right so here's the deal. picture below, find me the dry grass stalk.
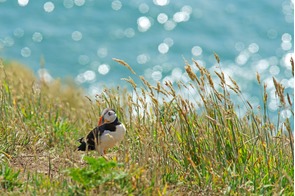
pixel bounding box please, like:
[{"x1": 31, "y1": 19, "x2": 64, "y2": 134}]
[
  {"x1": 121, "y1": 77, "x2": 137, "y2": 89},
  {"x1": 272, "y1": 77, "x2": 286, "y2": 106},
  {"x1": 113, "y1": 58, "x2": 136, "y2": 75},
  {"x1": 228, "y1": 76, "x2": 240, "y2": 93},
  {"x1": 228, "y1": 85, "x2": 240, "y2": 94},
  {"x1": 193, "y1": 59, "x2": 202, "y2": 70},
  {"x1": 287, "y1": 93, "x2": 292, "y2": 107},
  {"x1": 247, "y1": 101, "x2": 253, "y2": 109},
  {"x1": 185, "y1": 65, "x2": 197, "y2": 81},
  {"x1": 151, "y1": 84, "x2": 168, "y2": 97},
  {"x1": 256, "y1": 72, "x2": 261, "y2": 84},
  {"x1": 291, "y1": 57, "x2": 294, "y2": 76},
  {"x1": 205, "y1": 72, "x2": 215, "y2": 90},
  {"x1": 205, "y1": 115, "x2": 222, "y2": 126},
  {"x1": 164, "y1": 81, "x2": 176, "y2": 97},
  {"x1": 264, "y1": 83, "x2": 268, "y2": 103},
  {"x1": 214, "y1": 52, "x2": 220, "y2": 64},
  {"x1": 214, "y1": 71, "x2": 226, "y2": 85}
]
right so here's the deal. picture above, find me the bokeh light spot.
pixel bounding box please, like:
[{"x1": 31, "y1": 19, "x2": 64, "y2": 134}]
[
  {"x1": 157, "y1": 13, "x2": 168, "y2": 24},
  {"x1": 153, "y1": 0, "x2": 169, "y2": 6},
  {"x1": 97, "y1": 47, "x2": 108, "y2": 58},
  {"x1": 248, "y1": 43, "x2": 259, "y2": 53},
  {"x1": 72, "y1": 31, "x2": 82, "y2": 41},
  {"x1": 4, "y1": 37, "x2": 14, "y2": 47},
  {"x1": 163, "y1": 37, "x2": 174, "y2": 47},
  {"x1": 32, "y1": 32, "x2": 43, "y2": 42},
  {"x1": 191, "y1": 46, "x2": 202, "y2": 56},
  {"x1": 139, "y1": 3, "x2": 149, "y2": 13},
  {"x1": 152, "y1": 71, "x2": 162, "y2": 81},
  {"x1": 98, "y1": 64, "x2": 110, "y2": 75},
  {"x1": 63, "y1": 0, "x2": 74, "y2": 8},
  {"x1": 137, "y1": 16, "x2": 152, "y2": 32},
  {"x1": 74, "y1": 0, "x2": 85, "y2": 6},
  {"x1": 158, "y1": 43, "x2": 169, "y2": 54},
  {"x1": 124, "y1": 28, "x2": 135, "y2": 38},
  {"x1": 44, "y1": 1, "x2": 55, "y2": 12},
  {"x1": 13, "y1": 28, "x2": 24, "y2": 38},
  {"x1": 111, "y1": 0, "x2": 122, "y2": 10},
  {"x1": 164, "y1": 20, "x2": 176, "y2": 31},
  {"x1": 18, "y1": 0, "x2": 29, "y2": 6},
  {"x1": 137, "y1": 53, "x2": 150, "y2": 64},
  {"x1": 21, "y1": 47, "x2": 31, "y2": 57}
]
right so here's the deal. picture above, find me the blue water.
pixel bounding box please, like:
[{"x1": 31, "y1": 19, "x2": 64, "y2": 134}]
[{"x1": 0, "y1": 0, "x2": 294, "y2": 119}]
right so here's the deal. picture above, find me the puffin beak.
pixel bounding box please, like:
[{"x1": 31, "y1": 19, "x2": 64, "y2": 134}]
[{"x1": 98, "y1": 116, "x2": 103, "y2": 126}]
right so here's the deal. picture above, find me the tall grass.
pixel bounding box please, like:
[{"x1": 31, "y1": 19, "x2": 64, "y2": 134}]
[{"x1": 0, "y1": 57, "x2": 293, "y2": 195}]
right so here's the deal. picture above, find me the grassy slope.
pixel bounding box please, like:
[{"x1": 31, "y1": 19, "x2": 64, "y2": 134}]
[{"x1": 0, "y1": 58, "x2": 294, "y2": 195}]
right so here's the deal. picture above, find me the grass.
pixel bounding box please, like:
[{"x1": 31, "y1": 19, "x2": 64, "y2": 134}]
[{"x1": 0, "y1": 56, "x2": 293, "y2": 195}]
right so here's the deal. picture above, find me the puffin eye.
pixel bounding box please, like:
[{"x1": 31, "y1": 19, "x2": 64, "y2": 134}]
[{"x1": 108, "y1": 111, "x2": 112, "y2": 116}]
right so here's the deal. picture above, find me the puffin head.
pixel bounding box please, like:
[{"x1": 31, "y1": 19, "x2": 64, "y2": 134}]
[{"x1": 98, "y1": 108, "x2": 117, "y2": 126}]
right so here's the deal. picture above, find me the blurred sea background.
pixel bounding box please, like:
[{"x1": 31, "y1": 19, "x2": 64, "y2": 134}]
[{"x1": 0, "y1": 0, "x2": 294, "y2": 120}]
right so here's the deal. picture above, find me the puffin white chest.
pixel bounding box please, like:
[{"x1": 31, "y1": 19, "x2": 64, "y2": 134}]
[{"x1": 99, "y1": 124, "x2": 126, "y2": 151}]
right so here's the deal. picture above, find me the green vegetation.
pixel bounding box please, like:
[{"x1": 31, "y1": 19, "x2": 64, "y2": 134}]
[{"x1": 0, "y1": 57, "x2": 293, "y2": 195}]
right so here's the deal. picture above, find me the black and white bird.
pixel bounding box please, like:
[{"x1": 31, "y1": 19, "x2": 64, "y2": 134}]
[{"x1": 77, "y1": 108, "x2": 126, "y2": 155}]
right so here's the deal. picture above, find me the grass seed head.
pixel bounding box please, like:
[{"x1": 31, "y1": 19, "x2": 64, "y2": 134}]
[
  {"x1": 256, "y1": 72, "x2": 261, "y2": 84},
  {"x1": 287, "y1": 93, "x2": 292, "y2": 107},
  {"x1": 214, "y1": 53, "x2": 220, "y2": 64},
  {"x1": 121, "y1": 77, "x2": 137, "y2": 89},
  {"x1": 113, "y1": 58, "x2": 136, "y2": 75},
  {"x1": 185, "y1": 65, "x2": 197, "y2": 81},
  {"x1": 206, "y1": 72, "x2": 215, "y2": 90},
  {"x1": 291, "y1": 57, "x2": 294, "y2": 76}
]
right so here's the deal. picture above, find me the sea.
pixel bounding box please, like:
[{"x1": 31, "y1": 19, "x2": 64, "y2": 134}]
[{"x1": 0, "y1": 0, "x2": 294, "y2": 122}]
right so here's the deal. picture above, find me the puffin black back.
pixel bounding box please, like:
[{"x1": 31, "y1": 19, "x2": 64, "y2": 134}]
[{"x1": 77, "y1": 120, "x2": 119, "y2": 151}]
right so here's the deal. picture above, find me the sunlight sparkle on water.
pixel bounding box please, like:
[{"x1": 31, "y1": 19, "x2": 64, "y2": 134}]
[
  {"x1": 256, "y1": 59, "x2": 269, "y2": 72},
  {"x1": 83, "y1": 70, "x2": 96, "y2": 81},
  {"x1": 32, "y1": 32, "x2": 43, "y2": 42},
  {"x1": 281, "y1": 109, "x2": 292, "y2": 119},
  {"x1": 4, "y1": 36, "x2": 14, "y2": 47},
  {"x1": 163, "y1": 37, "x2": 174, "y2": 47},
  {"x1": 74, "y1": 0, "x2": 85, "y2": 7},
  {"x1": 137, "y1": 17, "x2": 151, "y2": 32},
  {"x1": 137, "y1": 53, "x2": 150, "y2": 64},
  {"x1": 173, "y1": 11, "x2": 190, "y2": 23},
  {"x1": 97, "y1": 48, "x2": 108, "y2": 58},
  {"x1": 21, "y1": 47, "x2": 31, "y2": 57},
  {"x1": 235, "y1": 50, "x2": 249, "y2": 65},
  {"x1": 281, "y1": 33, "x2": 292, "y2": 51},
  {"x1": 139, "y1": 3, "x2": 149, "y2": 13},
  {"x1": 124, "y1": 28, "x2": 135, "y2": 38},
  {"x1": 153, "y1": 0, "x2": 169, "y2": 6},
  {"x1": 18, "y1": 0, "x2": 29, "y2": 6},
  {"x1": 112, "y1": 0, "x2": 122, "y2": 11},
  {"x1": 72, "y1": 31, "x2": 82, "y2": 41},
  {"x1": 158, "y1": 43, "x2": 169, "y2": 54},
  {"x1": 44, "y1": 2, "x2": 55, "y2": 13},
  {"x1": 248, "y1": 43, "x2": 259, "y2": 53},
  {"x1": 13, "y1": 28, "x2": 24, "y2": 38},
  {"x1": 164, "y1": 20, "x2": 176, "y2": 31},
  {"x1": 151, "y1": 71, "x2": 162, "y2": 81},
  {"x1": 98, "y1": 64, "x2": 110, "y2": 75},
  {"x1": 63, "y1": 0, "x2": 74, "y2": 9},
  {"x1": 157, "y1": 13, "x2": 168, "y2": 24},
  {"x1": 192, "y1": 46, "x2": 202, "y2": 56},
  {"x1": 269, "y1": 65, "x2": 280, "y2": 76}
]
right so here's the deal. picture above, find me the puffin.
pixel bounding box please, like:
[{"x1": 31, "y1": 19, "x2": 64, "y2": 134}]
[{"x1": 77, "y1": 108, "x2": 126, "y2": 155}]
